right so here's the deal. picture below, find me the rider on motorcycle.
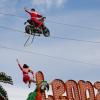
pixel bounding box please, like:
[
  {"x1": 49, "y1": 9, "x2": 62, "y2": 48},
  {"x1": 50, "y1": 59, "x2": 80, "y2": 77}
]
[
  {"x1": 24, "y1": 7, "x2": 50, "y2": 37},
  {"x1": 24, "y1": 7, "x2": 44, "y2": 30}
]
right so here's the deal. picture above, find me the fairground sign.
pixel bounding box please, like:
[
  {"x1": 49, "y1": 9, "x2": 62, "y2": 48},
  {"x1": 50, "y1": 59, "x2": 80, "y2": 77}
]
[{"x1": 36, "y1": 71, "x2": 100, "y2": 100}]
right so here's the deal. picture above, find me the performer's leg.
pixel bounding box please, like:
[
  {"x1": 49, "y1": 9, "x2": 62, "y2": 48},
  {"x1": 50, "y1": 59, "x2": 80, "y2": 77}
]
[
  {"x1": 28, "y1": 79, "x2": 36, "y2": 88},
  {"x1": 28, "y1": 80, "x2": 31, "y2": 88}
]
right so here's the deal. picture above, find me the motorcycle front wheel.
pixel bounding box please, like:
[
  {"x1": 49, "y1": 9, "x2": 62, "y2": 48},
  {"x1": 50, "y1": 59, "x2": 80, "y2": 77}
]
[{"x1": 43, "y1": 27, "x2": 50, "y2": 37}]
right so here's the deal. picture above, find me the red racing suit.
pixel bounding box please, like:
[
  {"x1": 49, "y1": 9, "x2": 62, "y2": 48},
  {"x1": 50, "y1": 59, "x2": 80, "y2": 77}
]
[
  {"x1": 18, "y1": 64, "x2": 34, "y2": 83},
  {"x1": 25, "y1": 9, "x2": 43, "y2": 28}
]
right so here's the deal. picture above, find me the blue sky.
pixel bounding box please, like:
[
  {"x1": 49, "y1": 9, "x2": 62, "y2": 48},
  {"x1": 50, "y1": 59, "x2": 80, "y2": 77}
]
[{"x1": 0, "y1": 0, "x2": 100, "y2": 100}]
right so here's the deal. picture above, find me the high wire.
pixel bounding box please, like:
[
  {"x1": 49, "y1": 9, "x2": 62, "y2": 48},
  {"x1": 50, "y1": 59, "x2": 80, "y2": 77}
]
[
  {"x1": 48, "y1": 20, "x2": 100, "y2": 32},
  {"x1": 0, "y1": 10, "x2": 99, "y2": 66},
  {"x1": 0, "y1": 25, "x2": 24, "y2": 33},
  {"x1": 0, "y1": 44, "x2": 100, "y2": 66},
  {"x1": 0, "y1": 11, "x2": 100, "y2": 32},
  {"x1": 0, "y1": 12, "x2": 25, "y2": 20},
  {"x1": 0, "y1": 25, "x2": 100, "y2": 44},
  {"x1": 50, "y1": 36, "x2": 100, "y2": 44}
]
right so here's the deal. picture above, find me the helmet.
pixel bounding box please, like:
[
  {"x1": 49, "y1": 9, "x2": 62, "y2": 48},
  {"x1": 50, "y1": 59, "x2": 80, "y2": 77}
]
[{"x1": 31, "y1": 8, "x2": 35, "y2": 11}]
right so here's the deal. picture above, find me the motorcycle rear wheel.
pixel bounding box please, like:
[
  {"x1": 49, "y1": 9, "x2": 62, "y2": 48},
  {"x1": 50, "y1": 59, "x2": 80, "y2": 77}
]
[{"x1": 25, "y1": 25, "x2": 32, "y2": 35}]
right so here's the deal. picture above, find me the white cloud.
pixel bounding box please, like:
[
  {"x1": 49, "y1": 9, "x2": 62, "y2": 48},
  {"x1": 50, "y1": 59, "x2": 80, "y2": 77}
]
[
  {"x1": 57, "y1": 0, "x2": 65, "y2": 7},
  {"x1": 31, "y1": 0, "x2": 67, "y2": 8},
  {"x1": 2, "y1": 85, "x2": 33, "y2": 100},
  {"x1": 3, "y1": 84, "x2": 53, "y2": 100}
]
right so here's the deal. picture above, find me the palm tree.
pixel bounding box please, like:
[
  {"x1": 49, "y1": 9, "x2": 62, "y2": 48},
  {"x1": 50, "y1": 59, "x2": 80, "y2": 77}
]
[{"x1": 0, "y1": 72, "x2": 13, "y2": 100}]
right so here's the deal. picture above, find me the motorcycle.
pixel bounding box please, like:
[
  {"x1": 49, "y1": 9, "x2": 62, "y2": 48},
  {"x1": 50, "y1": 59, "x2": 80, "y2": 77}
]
[{"x1": 24, "y1": 17, "x2": 50, "y2": 37}]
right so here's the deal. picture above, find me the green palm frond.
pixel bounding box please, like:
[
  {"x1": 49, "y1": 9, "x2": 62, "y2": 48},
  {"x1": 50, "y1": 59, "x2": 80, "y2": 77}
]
[
  {"x1": 0, "y1": 72, "x2": 13, "y2": 85},
  {"x1": 40, "y1": 81, "x2": 49, "y2": 93},
  {"x1": 0, "y1": 85, "x2": 8, "y2": 100}
]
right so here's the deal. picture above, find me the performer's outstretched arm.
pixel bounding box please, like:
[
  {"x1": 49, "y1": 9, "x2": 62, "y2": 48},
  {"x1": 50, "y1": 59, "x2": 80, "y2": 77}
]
[
  {"x1": 16, "y1": 59, "x2": 23, "y2": 71},
  {"x1": 24, "y1": 7, "x2": 31, "y2": 15}
]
